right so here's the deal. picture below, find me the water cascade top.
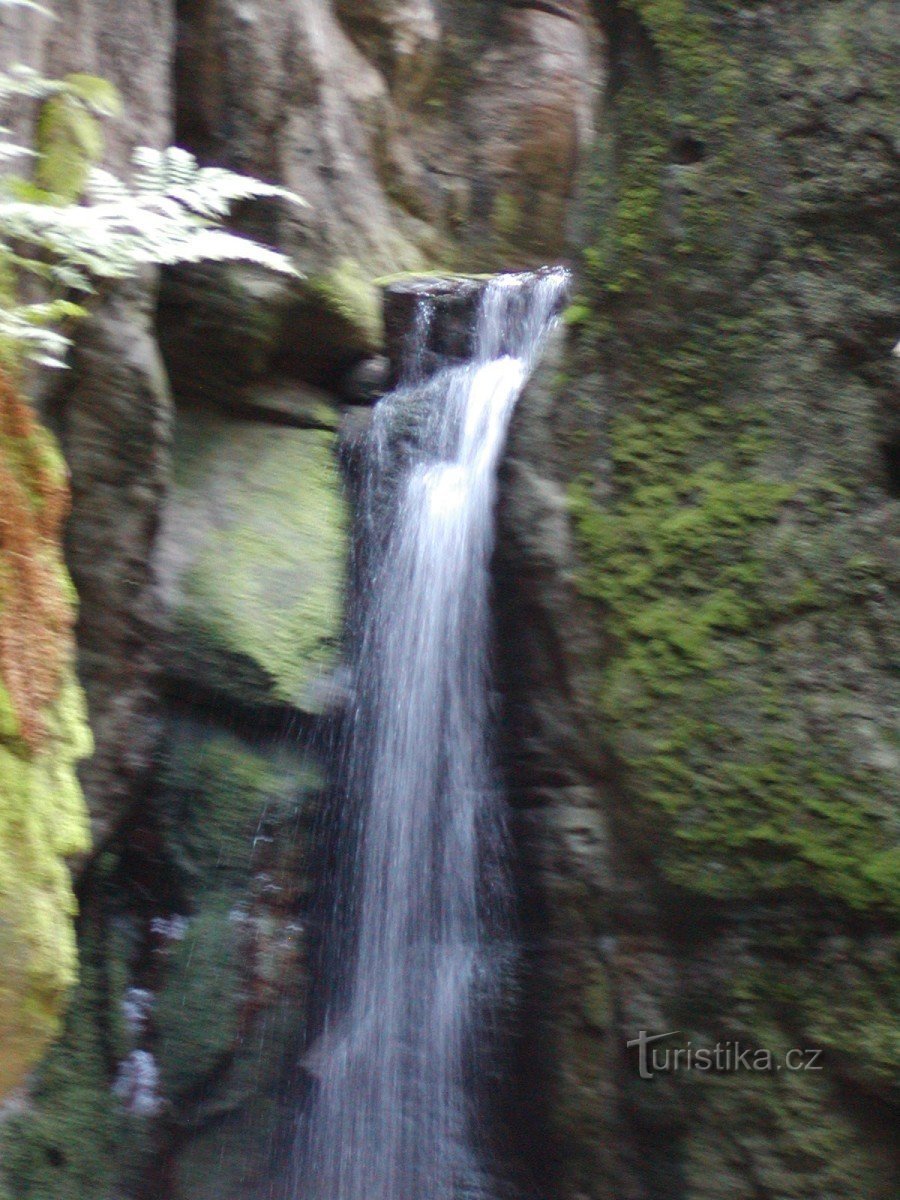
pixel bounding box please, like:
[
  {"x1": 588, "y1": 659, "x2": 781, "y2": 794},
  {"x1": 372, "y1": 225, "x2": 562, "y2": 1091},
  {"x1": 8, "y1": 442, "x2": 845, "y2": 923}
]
[{"x1": 295, "y1": 268, "x2": 569, "y2": 1200}]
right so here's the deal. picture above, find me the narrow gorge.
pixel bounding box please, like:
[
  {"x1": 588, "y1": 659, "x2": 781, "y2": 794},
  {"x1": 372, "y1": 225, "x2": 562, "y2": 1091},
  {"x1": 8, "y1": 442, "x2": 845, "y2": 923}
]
[{"x1": 0, "y1": 3, "x2": 897, "y2": 1200}]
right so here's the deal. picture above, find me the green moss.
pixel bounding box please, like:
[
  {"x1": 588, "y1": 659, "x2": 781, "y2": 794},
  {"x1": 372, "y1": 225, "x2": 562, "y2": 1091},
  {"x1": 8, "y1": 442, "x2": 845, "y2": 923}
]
[
  {"x1": 0, "y1": 255, "x2": 20, "y2": 370},
  {"x1": 59, "y1": 75, "x2": 122, "y2": 118},
  {"x1": 1, "y1": 391, "x2": 92, "y2": 1097},
  {"x1": 153, "y1": 905, "x2": 243, "y2": 1098},
  {"x1": 682, "y1": 1055, "x2": 886, "y2": 1199},
  {"x1": 33, "y1": 74, "x2": 121, "y2": 202},
  {"x1": 582, "y1": 0, "x2": 747, "y2": 306},
  {"x1": 304, "y1": 257, "x2": 383, "y2": 353},
  {"x1": 0, "y1": 932, "x2": 125, "y2": 1200},
  {"x1": 737, "y1": 935, "x2": 900, "y2": 1087},
  {"x1": 170, "y1": 412, "x2": 347, "y2": 710},
  {"x1": 571, "y1": 392, "x2": 896, "y2": 910},
  {"x1": 491, "y1": 191, "x2": 523, "y2": 243},
  {"x1": 156, "y1": 723, "x2": 317, "y2": 896},
  {"x1": 152, "y1": 723, "x2": 317, "y2": 1099},
  {"x1": 568, "y1": 0, "x2": 899, "y2": 916},
  {"x1": 582, "y1": 966, "x2": 612, "y2": 1032},
  {"x1": 0, "y1": 674, "x2": 92, "y2": 1094},
  {"x1": 621, "y1": 0, "x2": 726, "y2": 82},
  {"x1": 547, "y1": 3, "x2": 897, "y2": 1194},
  {"x1": 35, "y1": 94, "x2": 102, "y2": 201}
]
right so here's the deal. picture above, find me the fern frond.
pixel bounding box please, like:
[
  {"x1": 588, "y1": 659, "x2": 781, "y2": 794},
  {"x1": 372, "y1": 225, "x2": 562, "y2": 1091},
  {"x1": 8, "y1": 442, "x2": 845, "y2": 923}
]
[
  {"x1": 0, "y1": 139, "x2": 34, "y2": 163},
  {"x1": 0, "y1": 308, "x2": 74, "y2": 368},
  {"x1": 86, "y1": 166, "x2": 127, "y2": 203},
  {"x1": 0, "y1": 65, "x2": 64, "y2": 104},
  {"x1": 128, "y1": 147, "x2": 306, "y2": 211},
  {"x1": 1, "y1": 139, "x2": 307, "y2": 365},
  {"x1": 0, "y1": 0, "x2": 55, "y2": 14}
]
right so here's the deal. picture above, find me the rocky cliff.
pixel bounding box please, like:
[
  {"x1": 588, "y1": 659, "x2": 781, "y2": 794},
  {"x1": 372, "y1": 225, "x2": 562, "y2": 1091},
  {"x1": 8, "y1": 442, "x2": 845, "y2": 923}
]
[
  {"x1": 496, "y1": 2, "x2": 898, "y2": 1198},
  {"x1": 0, "y1": 1, "x2": 603, "y2": 1196},
  {"x1": 0, "y1": 1, "x2": 897, "y2": 1199},
  {"x1": 0, "y1": 367, "x2": 92, "y2": 1101}
]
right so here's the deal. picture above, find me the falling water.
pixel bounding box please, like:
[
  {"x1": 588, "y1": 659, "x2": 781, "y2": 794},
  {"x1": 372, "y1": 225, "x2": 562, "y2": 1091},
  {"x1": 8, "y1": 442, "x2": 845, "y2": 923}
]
[{"x1": 297, "y1": 269, "x2": 569, "y2": 1200}]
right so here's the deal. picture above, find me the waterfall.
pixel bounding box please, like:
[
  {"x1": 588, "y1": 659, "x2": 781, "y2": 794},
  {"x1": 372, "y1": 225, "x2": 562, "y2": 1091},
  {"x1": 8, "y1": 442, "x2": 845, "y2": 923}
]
[{"x1": 296, "y1": 269, "x2": 569, "y2": 1200}]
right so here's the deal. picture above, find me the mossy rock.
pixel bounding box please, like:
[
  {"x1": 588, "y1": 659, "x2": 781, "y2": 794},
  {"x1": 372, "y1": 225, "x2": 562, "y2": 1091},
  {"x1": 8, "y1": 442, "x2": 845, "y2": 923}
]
[
  {"x1": 538, "y1": 1, "x2": 899, "y2": 1195},
  {"x1": 0, "y1": 674, "x2": 92, "y2": 1097},
  {"x1": 152, "y1": 903, "x2": 244, "y2": 1098},
  {"x1": 0, "y1": 929, "x2": 128, "y2": 1200},
  {"x1": 276, "y1": 257, "x2": 388, "y2": 385},
  {"x1": 1, "y1": 375, "x2": 93, "y2": 1100},
  {"x1": 0, "y1": 718, "x2": 318, "y2": 1197},
  {"x1": 151, "y1": 722, "x2": 316, "y2": 1150},
  {"x1": 568, "y1": 0, "x2": 899, "y2": 917},
  {"x1": 158, "y1": 263, "x2": 297, "y2": 405},
  {"x1": 155, "y1": 717, "x2": 319, "y2": 898},
  {"x1": 160, "y1": 409, "x2": 347, "y2": 713},
  {"x1": 303, "y1": 258, "x2": 383, "y2": 353}
]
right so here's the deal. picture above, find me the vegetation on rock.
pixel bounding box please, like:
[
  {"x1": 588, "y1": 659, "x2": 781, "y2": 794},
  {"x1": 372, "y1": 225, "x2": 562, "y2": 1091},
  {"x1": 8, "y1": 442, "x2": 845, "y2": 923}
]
[
  {"x1": 571, "y1": 0, "x2": 898, "y2": 914},
  {"x1": 165, "y1": 411, "x2": 347, "y2": 712},
  {"x1": 546, "y1": 1, "x2": 899, "y2": 1195},
  {"x1": 0, "y1": 363, "x2": 91, "y2": 1096},
  {"x1": 0, "y1": 1, "x2": 311, "y2": 1106}
]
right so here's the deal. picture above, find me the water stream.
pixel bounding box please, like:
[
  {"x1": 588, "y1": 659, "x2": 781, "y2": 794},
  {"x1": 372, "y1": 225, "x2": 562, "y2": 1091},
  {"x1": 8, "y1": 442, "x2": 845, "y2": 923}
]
[{"x1": 296, "y1": 269, "x2": 569, "y2": 1200}]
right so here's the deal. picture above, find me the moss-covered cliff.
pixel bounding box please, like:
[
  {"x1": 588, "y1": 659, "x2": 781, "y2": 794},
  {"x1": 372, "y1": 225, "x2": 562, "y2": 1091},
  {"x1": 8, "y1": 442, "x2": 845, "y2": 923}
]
[
  {"x1": 2, "y1": 2, "x2": 897, "y2": 1198},
  {"x1": 498, "y1": 2, "x2": 898, "y2": 1198},
  {"x1": 571, "y1": 0, "x2": 898, "y2": 913},
  {"x1": 0, "y1": 387, "x2": 347, "y2": 1198},
  {"x1": 0, "y1": 367, "x2": 92, "y2": 1099}
]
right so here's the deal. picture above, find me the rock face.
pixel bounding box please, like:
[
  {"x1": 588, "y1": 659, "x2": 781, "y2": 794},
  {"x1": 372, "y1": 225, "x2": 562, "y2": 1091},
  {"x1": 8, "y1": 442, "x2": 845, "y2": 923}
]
[
  {"x1": 58, "y1": 286, "x2": 173, "y2": 850},
  {"x1": 1, "y1": 0, "x2": 176, "y2": 854},
  {"x1": 3, "y1": 1, "x2": 896, "y2": 1199},
  {"x1": 1, "y1": 0, "x2": 602, "y2": 1190},
  {"x1": 0, "y1": 370, "x2": 92, "y2": 1100},
  {"x1": 163, "y1": 0, "x2": 603, "y2": 391},
  {"x1": 158, "y1": 408, "x2": 346, "y2": 715},
  {"x1": 496, "y1": 3, "x2": 899, "y2": 1198},
  {"x1": 0, "y1": 385, "x2": 347, "y2": 1200}
]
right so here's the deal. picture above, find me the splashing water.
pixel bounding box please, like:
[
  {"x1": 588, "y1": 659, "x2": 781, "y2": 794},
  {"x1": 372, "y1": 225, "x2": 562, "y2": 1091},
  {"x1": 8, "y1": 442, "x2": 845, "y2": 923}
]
[{"x1": 296, "y1": 269, "x2": 569, "y2": 1200}]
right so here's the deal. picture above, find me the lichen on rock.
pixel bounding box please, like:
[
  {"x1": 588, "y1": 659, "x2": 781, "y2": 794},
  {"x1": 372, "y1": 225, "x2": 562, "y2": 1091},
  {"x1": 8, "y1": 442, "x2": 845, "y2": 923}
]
[
  {"x1": 0, "y1": 367, "x2": 92, "y2": 1099},
  {"x1": 497, "y1": 2, "x2": 900, "y2": 1197},
  {"x1": 569, "y1": 0, "x2": 899, "y2": 915},
  {"x1": 158, "y1": 408, "x2": 347, "y2": 714}
]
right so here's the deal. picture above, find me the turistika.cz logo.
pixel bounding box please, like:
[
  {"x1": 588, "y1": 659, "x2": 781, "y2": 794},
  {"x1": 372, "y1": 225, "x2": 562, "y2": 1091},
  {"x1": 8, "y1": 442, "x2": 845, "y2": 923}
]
[{"x1": 626, "y1": 1030, "x2": 824, "y2": 1080}]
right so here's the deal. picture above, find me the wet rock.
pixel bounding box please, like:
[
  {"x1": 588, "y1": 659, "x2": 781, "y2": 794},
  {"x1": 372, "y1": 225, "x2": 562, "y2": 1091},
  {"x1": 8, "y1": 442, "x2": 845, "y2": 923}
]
[
  {"x1": 383, "y1": 276, "x2": 484, "y2": 378},
  {"x1": 338, "y1": 356, "x2": 392, "y2": 405},
  {"x1": 496, "y1": 3, "x2": 900, "y2": 1197}
]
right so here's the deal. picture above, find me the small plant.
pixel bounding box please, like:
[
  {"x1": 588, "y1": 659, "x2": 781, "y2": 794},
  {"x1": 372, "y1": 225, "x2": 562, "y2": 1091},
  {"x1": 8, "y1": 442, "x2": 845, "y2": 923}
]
[{"x1": 0, "y1": 0, "x2": 306, "y2": 366}]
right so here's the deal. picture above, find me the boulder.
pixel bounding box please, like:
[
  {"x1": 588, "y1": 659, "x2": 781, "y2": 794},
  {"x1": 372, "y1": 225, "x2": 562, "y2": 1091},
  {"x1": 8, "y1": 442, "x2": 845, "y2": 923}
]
[{"x1": 156, "y1": 408, "x2": 347, "y2": 716}]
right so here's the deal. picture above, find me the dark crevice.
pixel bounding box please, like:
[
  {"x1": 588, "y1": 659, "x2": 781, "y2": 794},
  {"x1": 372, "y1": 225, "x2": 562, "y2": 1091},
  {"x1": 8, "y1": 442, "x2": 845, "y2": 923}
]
[
  {"x1": 880, "y1": 436, "x2": 900, "y2": 498},
  {"x1": 173, "y1": 0, "x2": 220, "y2": 159},
  {"x1": 671, "y1": 133, "x2": 706, "y2": 165}
]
